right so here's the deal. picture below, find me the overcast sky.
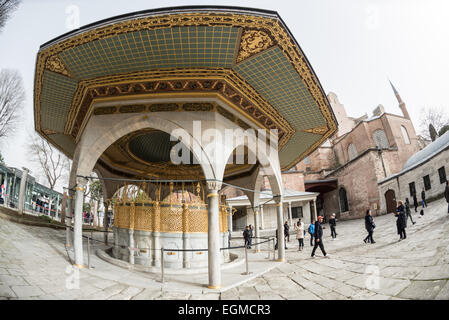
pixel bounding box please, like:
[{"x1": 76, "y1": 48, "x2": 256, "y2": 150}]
[{"x1": 1, "y1": 0, "x2": 448, "y2": 192}]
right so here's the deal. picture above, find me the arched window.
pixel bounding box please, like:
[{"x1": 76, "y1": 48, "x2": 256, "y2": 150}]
[
  {"x1": 348, "y1": 143, "x2": 358, "y2": 161},
  {"x1": 373, "y1": 129, "x2": 389, "y2": 148},
  {"x1": 401, "y1": 126, "x2": 411, "y2": 145},
  {"x1": 304, "y1": 156, "x2": 311, "y2": 165},
  {"x1": 339, "y1": 187, "x2": 349, "y2": 212}
]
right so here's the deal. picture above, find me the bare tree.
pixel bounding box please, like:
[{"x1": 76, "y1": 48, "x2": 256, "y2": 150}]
[
  {"x1": 0, "y1": 0, "x2": 20, "y2": 33},
  {"x1": 28, "y1": 134, "x2": 70, "y2": 190},
  {"x1": 0, "y1": 69, "x2": 25, "y2": 140},
  {"x1": 418, "y1": 106, "x2": 449, "y2": 140}
]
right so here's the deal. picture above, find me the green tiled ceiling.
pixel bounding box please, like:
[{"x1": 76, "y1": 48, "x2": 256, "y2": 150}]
[
  {"x1": 278, "y1": 131, "x2": 322, "y2": 167},
  {"x1": 233, "y1": 46, "x2": 326, "y2": 131},
  {"x1": 60, "y1": 26, "x2": 240, "y2": 80},
  {"x1": 40, "y1": 70, "x2": 78, "y2": 132},
  {"x1": 129, "y1": 131, "x2": 194, "y2": 163}
]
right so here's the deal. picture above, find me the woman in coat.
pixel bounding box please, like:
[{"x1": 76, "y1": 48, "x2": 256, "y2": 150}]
[
  {"x1": 395, "y1": 201, "x2": 407, "y2": 241},
  {"x1": 364, "y1": 209, "x2": 376, "y2": 244},
  {"x1": 294, "y1": 219, "x2": 305, "y2": 251}
]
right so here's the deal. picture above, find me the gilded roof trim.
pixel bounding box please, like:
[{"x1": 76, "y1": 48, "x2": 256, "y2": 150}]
[{"x1": 34, "y1": 10, "x2": 338, "y2": 171}]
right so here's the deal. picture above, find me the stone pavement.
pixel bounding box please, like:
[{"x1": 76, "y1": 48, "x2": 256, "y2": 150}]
[{"x1": 1, "y1": 198, "x2": 449, "y2": 300}]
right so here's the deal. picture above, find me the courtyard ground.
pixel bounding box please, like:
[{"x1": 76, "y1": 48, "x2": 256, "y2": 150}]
[{"x1": 1, "y1": 197, "x2": 449, "y2": 300}]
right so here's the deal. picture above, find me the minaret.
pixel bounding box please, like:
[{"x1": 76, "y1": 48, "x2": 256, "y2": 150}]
[{"x1": 389, "y1": 80, "x2": 410, "y2": 120}]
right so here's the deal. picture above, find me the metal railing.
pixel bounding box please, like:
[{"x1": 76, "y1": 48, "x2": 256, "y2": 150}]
[{"x1": 66, "y1": 229, "x2": 278, "y2": 283}]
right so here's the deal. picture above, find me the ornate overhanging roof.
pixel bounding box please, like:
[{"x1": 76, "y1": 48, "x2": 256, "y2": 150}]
[
  {"x1": 100, "y1": 127, "x2": 254, "y2": 180},
  {"x1": 34, "y1": 6, "x2": 337, "y2": 171}
]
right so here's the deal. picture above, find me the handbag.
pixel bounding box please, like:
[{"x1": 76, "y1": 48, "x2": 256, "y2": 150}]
[{"x1": 372, "y1": 223, "x2": 376, "y2": 229}]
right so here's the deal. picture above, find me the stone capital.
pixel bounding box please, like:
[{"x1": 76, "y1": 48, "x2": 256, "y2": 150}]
[
  {"x1": 76, "y1": 177, "x2": 88, "y2": 191},
  {"x1": 206, "y1": 180, "x2": 222, "y2": 192},
  {"x1": 273, "y1": 195, "x2": 283, "y2": 204}
]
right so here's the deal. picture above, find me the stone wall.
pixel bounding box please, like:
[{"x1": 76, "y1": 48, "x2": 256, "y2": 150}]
[
  {"x1": 378, "y1": 147, "x2": 449, "y2": 214},
  {"x1": 325, "y1": 150, "x2": 388, "y2": 219}
]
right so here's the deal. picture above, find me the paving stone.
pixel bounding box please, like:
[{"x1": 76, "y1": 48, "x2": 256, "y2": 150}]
[
  {"x1": 397, "y1": 280, "x2": 447, "y2": 300},
  {"x1": 435, "y1": 280, "x2": 449, "y2": 300},
  {"x1": 131, "y1": 288, "x2": 162, "y2": 300},
  {"x1": 0, "y1": 268, "x2": 10, "y2": 275},
  {"x1": 414, "y1": 265, "x2": 449, "y2": 280},
  {"x1": 160, "y1": 291, "x2": 191, "y2": 300},
  {"x1": 2, "y1": 199, "x2": 449, "y2": 300},
  {"x1": 237, "y1": 286, "x2": 260, "y2": 300},
  {"x1": 189, "y1": 293, "x2": 220, "y2": 300},
  {"x1": 0, "y1": 285, "x2": 17, "y2": 298},
  {"x1": 0, "y1": 275, "x2": 28, "y2": 286},
  {"x1": 258, "y1": 293, "x2": 284, "y2": 300},
  {"x1": 11, "y1": 285, "x2": 45, "y2": 298},
  {"x1": 220, "y1": 288, "x2": 239, "y2": 300}
]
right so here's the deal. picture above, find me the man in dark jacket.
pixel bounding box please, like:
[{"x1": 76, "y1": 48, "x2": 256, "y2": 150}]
[
  {"x1": 243, "y1": 226, "x2": 251, "y2": 248},
  {"x1": 412, "y1": 193, "x2": 418, "y2": 212},
  {"x1": 364, "y1": 209, "x2": 376, "y2": 243},
  {"x1": 421, "y1": 189, "x2": 427, "y2": 208},
  {"x1": 405, "y1": 198, "x2": 415, "y2": 225},
  {"x1": 329, "y1": 213, "x2": 337, "y2": 239},
  {"x1": 395, "y1": 201, "x2": 407, "y2": 241},
  {"x1": 445, "y1": 181, "x2": 449, "y2": 214},
  {"x1": 248, "y1": 224, "x2": 254, "y2": 248},
  {"x1": 284, "y1": 221, "x2": 290, "y2": 244},
  {"x1": 311, "y1": 216, "x2": 327, "y2": 258}
]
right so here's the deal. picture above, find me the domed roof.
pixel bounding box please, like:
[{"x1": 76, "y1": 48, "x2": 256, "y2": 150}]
[{"x1": 403, "y1": 130, "x2": 449, "y2": 171}]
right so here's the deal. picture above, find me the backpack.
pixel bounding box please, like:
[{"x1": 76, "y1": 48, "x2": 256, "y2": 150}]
[{"x1": 308, "y1": 224, "x2": 314, "y2": 235}]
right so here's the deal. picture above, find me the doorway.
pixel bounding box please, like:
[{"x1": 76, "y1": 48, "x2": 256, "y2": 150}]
[{"x1": 385, "y1": 189, "x2": 397, "y2": 213}]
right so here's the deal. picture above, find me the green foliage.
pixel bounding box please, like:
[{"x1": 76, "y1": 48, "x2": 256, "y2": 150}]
[
  {"x1": 438, "y1": 124, "x2": 449, "y2": 137},
  {"x1": 429, "y1": 124, "x2": 438, "y2": 141},
  {"x1": 89, "y1": 180, "x2": 103, "y2": 201},
  {"x1": 0, "y1": 151, "x2": 4, "y2": 164},
  {"x1": 39, "y1": 215, "x2": 53, "y2": 224}
]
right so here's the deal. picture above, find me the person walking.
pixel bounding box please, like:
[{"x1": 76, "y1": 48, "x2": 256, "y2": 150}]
[
  {"x1": 294, "y1": 219, "x2": 305, "y2": 251},
  {"x1": 248, "y1": 224, "x2": 254, "y2": 248},
  {"x1": 329, "y1": 213, "x2": 337, "y2": 239},
  {"x1": 421, "y1": 189, "x2": 427, "y2": 208},
  {"x1": 243, "y1": 226, "x2": 251, "y2": 248},
  {"x1": 311, "y1": 216, "x2": 328, "y2": 258},
  {"x1": 284, "y1": 221, "x2": 290, "y2": 243},
  {"x1": 363, "y1": 209, "x2": 376, "y2": 244},
  {"x1": 412, "y1": 192, "x2": 418, "y2": 213},
  {"x1": 405, "y1": 198, "x2": 416, "y2": 225},
  {"x1": 395, "y1": 201, "x2": 407, "y2": 241},
  {"x1": 308, "y1": 220, "x2": 315, "y2": 246},
  {"x1": 445, "y1": 180, "x2": 449, "y2": 214}
]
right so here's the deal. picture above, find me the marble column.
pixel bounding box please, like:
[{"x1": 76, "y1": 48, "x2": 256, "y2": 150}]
[
  {"x1": 288, "y1": 201, "x2": 293, "y2": 227},
  {"x1": 260, "y1": 205, "x2": 265, "y2": 230},
  {"x1": 227, "y1": 205, "x2": 233, "y2": 233},
  {"x1": 313, "y1": 199, "x2": 318, "y2": 221},
  {"x1": 65, "y1": 192, "x2": 72, "y2": 247},
  {"x1": 48, "y1": 198, "x2": 52, "y2": 216},
  {"x1": 254, "y1": 207, "x2": 260, "y2": 253},
  {"x1": 275, "y1": 198, "x2": 285, "y2": 262},
  {"x1": 17, "y1": 167, "x2": 29, "y2": 215},
  {"x1": 73, "y1": 177, "x2": 87, "y2": 268},
  {"x1": 207, "y1": 181, "x2": 221, "y2": 289},
  {"x1": 103, "y1": 201, "x2": 109, "y2": 245}
]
